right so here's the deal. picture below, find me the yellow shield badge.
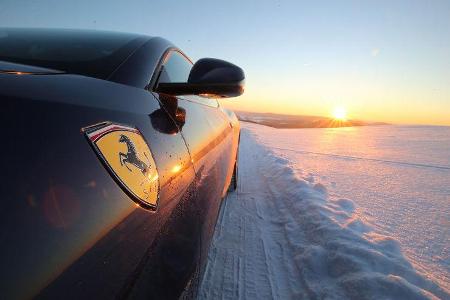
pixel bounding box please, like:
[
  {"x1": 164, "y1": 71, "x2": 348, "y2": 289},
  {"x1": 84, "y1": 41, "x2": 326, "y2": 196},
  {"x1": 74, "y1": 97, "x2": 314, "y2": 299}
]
[{"x1": 83, "y1": 122, "x2": 159, "y2": 210}]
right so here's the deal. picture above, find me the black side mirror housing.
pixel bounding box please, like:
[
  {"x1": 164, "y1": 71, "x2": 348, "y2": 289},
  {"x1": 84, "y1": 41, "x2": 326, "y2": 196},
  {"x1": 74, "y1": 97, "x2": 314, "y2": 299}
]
[{"x1": 156, "y1": 58, "x2": 245, "y2": 98}]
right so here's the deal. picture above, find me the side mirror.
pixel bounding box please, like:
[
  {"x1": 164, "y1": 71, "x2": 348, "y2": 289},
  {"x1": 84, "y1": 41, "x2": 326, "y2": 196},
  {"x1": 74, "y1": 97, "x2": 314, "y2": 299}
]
[{"x1": 156, "y1": 58, "x2": 245, "y2": 98}]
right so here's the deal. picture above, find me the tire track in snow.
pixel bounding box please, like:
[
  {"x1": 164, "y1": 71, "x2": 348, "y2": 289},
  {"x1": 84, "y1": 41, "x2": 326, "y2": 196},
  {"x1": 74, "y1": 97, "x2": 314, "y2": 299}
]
[
  {"x1": 199, "y1": 128, "x2": 313, "y2": 299},
  {"x1": 199, "y1": 129, "x2": 278, "y2": 300}
]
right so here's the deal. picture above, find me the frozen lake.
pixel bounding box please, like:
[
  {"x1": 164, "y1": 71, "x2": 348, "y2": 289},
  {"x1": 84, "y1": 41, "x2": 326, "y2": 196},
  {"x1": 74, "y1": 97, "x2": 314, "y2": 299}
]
[{"x1": 199, "y1": 123, "x2": 449, "y2": 299}]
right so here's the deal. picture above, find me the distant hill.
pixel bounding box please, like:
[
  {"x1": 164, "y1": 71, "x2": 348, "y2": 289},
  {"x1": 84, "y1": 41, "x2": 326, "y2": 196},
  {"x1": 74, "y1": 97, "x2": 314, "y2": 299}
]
[{"x1": 236, "y1": 111, "x2": 389, "y2": 128}]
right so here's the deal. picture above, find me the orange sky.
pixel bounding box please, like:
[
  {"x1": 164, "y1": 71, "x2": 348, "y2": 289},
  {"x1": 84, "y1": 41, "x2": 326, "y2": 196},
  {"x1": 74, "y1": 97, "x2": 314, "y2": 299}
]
[{"x1": 222, "y1": 71, "x2": 450, "y2": 126}]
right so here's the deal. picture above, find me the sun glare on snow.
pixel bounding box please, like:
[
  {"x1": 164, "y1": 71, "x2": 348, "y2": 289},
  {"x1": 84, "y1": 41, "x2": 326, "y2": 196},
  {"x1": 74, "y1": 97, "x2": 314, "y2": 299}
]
[{"x1": 332, "y1": 106, "x2": 347, "y2": 121}]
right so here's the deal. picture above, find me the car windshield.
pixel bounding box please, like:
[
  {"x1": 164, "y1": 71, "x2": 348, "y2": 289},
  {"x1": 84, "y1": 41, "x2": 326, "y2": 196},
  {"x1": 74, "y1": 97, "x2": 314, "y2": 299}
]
[{"x1": 0, "y1": 28, "x2": 145, "y2": 79}]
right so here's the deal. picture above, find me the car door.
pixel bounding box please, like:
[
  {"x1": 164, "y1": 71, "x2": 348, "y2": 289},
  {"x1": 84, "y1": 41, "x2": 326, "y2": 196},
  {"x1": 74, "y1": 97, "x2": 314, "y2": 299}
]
[
  {"x1": 150, "y1": 50, "x2": 238, "y2": 282},
  {"x1": 0, "y1": 70, "x2": 201, "y2": 299}
]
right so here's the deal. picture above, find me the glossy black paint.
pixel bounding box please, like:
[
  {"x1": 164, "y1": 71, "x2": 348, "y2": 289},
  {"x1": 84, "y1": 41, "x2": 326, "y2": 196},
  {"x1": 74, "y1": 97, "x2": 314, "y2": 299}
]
[
  {"x1": 156, "y1": 58, "x2": 245, "y2": 97},
  {"x1": 108, "y1": 37, "x2": 174, "y2": 89},
  {"x1": 0, "y1": 28, "x2": 149, "y2": 80},
  {"x1": 0, "y1": 31, "x2": 240, "y2": 299}
]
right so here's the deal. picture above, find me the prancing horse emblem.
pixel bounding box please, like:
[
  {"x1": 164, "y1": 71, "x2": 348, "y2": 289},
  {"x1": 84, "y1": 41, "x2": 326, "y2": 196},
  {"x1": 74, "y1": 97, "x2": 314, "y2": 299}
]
[
  {"x1": 119, "y1": 134, "x2": 150, "y2": 175},
  {"x1": 82, "y1": 122, "x2": 160, "y2": 209}
]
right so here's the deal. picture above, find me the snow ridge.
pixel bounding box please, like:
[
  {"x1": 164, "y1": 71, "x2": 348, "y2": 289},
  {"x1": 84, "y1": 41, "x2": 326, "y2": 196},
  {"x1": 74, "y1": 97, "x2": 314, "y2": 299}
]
[{"x1": 198, "y1": 128, "x2": 449, "y2": 300}]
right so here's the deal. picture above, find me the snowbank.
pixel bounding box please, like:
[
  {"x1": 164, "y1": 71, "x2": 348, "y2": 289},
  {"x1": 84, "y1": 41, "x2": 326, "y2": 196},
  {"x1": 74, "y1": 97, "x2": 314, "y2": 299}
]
[{"x1": 199, "y1": 127, "x2": 449, "y2": 299}]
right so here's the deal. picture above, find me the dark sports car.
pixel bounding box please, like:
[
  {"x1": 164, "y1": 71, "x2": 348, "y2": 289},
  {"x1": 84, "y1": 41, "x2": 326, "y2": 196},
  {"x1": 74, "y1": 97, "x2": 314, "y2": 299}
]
[{"x1": 0, "y1": 28, "x2": 243, "y2": 299}]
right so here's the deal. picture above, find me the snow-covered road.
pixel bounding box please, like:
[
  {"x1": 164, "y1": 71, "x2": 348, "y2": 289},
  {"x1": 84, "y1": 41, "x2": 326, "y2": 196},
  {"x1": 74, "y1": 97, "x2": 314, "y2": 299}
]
[{"x1": 198, "y1": 125, "x2": 449, "y2": 300}]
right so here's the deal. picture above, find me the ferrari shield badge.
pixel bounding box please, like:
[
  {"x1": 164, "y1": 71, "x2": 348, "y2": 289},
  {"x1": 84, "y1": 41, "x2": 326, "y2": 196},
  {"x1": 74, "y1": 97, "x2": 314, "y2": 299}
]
[{"x1": 82, "y1": 122, "x2": 159, "y2": 209}]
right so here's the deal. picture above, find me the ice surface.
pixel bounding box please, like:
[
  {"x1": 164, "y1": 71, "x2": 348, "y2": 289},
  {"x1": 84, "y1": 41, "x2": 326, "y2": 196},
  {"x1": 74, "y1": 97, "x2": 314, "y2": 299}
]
[{"x1": 198, "y1": 123, "x2": 449, "y2": 299}]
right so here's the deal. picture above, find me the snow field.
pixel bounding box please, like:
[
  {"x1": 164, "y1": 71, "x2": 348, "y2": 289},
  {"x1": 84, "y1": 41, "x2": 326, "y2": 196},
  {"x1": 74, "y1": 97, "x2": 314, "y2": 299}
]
[{"x1": 198, "y1": 127, "x2": 449, "y2": 300}]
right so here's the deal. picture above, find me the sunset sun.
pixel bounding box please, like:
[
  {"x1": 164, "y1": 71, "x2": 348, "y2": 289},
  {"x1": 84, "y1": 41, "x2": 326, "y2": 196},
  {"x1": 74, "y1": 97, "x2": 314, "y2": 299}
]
[{"x1": 332, "y1": 106, "x2": 347, "y2": 121}]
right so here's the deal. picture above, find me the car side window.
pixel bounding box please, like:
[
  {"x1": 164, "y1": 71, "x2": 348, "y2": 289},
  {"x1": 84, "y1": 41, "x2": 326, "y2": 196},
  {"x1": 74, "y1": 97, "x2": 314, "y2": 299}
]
[{"x1": 158, "y1": 51, "x2": 192, "y2": 84}]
